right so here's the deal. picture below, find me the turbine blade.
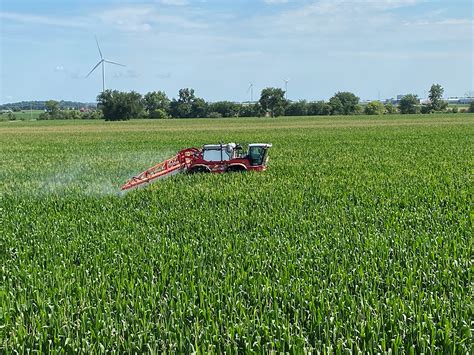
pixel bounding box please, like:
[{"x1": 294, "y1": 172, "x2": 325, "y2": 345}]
[
  {"x1": 95, "y1": 36, "x2": 103, "y2": 59},
  {"x1": 104, "y1": 60, "x2": 126, "y2": 67},
  {"x1": 86, "y1": 60, "x2": 102, "y2": 77}
]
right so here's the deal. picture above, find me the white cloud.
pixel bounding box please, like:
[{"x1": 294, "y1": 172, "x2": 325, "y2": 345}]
[
  {"x1": 159, "y1": 0, "x2": 189, "y2": 5},
  {"x1": 244, "y1": 0, "x2": 442, "y2": 39},
  {"x1": 113, "y1": 70, "x2": 140, "y2": 78},
  {"x1": 96, "y1": 6, "x2": 207, "y2": 32},
  {"x1": 0, "y1": 12, "x2": 88, "y2": 28},
  {"x1": 263, "y1": 0, "x2": 289, "y2": 4}
]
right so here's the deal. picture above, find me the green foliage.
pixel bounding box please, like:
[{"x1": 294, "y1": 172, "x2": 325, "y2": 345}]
[
  {"x1": 97, "y1": 90, "x2": 144, "y2": 121},
  {"x1": 420, "y1": 105, "x2": 432, "y2": 114},
  {"x1": 143, "y1": 91, "x2": 170, "y2": 114},
  {"x1": 1, "y1": 115, "x2": 471, "y2": 352},
  {"x1": 169, "y1": 88, "x2": 208, "y2": 118},
  {"x1": 364, "y1": 101, "x2": 386, "y2": 115},
  {"x1": 37, "y1": 109, "x2": 102, "y2": 120},
  {"x1": 328, "y1": 96, "x2": 343, "y2": 114},
  {"x1": 45, "y1": 100, "x2": 60, "y2": 117},
  {"x1": 384, "y1": 103, "x2": 398, "y2": 114},
  {"x1": 82, "y1": 110, "x2": 103, "y2": 120},
  {"x1": 329, "y1": 92, "x2": 360, "y2": 115},
  {"x1": 285, "y1": 100, "x2": 308, "y2": 116},
  {"x1": 308, "y1": 101, "x2": 332, "y2": 116},
  {"x1": 60, "y1": 109, "x2": 82, "y2": 120},
  {"x1": 399, "y1": 94, "x2": 420, "y2": 114},
  {"x1": 207, "y1": 111, "x2": 223, "y2": 118},
  {"x1": 239, "y1": 103, "x2": 260, "y2": 117},
  {"x1": 469, "y1": 101, "x2": 474, "y2": 113},
  {"x1": 208, "y1": 101, "x2": 240, "y2": 118},
  {"x1": 38, "y1": 112, "x2": 50, "y2": 120},
  {"x1": 149, "y1": 108, "x2": 169, "y2": 119},
  {"x1": 0, "y1": 100, "x2": 96, "y2": 111},
  {"x1": 428, "y1": 83, "x2": 448, "y2": 112},
  {"x1": 191, "y1": 98, "x2": 208, "y2": 118},
  {"x1": 259, "y1": 87, "x2": 287, "y2": 117}
]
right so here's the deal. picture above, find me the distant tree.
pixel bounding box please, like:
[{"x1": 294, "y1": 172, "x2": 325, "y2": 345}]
[
  {"x1": 38, "y1": 112, "x2": 50, "y2": 120},
  {"x1": 170, "y1": 88, "x2": 203, "y2": 118},
  {"x1": 328, "y1": 92, "x2": 359, "y2": 115},
  {"x1": 399, "y1": 94, "x2": 420, "y2": 114},
  {"x1": 307, "y1": 101, "x2": 331, "y2": 116},
  {"x1": 259, "y1": 87, "x2": 287, "y2": 117},
  {"x1": 208, "y1": 101, "x2": 240, "y2": 117},
  {"x1": 285, "y1": 100, "x2": 308, "y2": 116},
  {"x1": 420, "y1": 105, "x2": 431, "y2": 114},
  {"x1": 169, "y1": 101, "x2": 190, "y2": 118},
  {"x1": 143, "y1": 91, "x2": 170, "y2": 115},
  {"x1": 61, "y1": 109, "x2": 81, "y2": 120},
  {"x1": 384, "y1": 103, "x2": 398, "y2": 114},
  {"x1": 97, "y1": 90, "x2": 144, "y2": 121},
  {"x1": 191, "y1": 98, "x2": 208, "y2": 118},
  {"x1": 428, "y1": 84, "x2": 448, "y2": 112},
  {"x1": 469, "y1": 101, "x2": 474, "y2": 113},
  {"x1": 45, "y1": 100, "x2": 60, "y2": 117},
  {"x1": 82, "y1": 110, "x2": 103, "y2": 120},
  {"x1": 149, "y1": 109, "x2": 169, "y2": 119},
  {"x1": 208, "y1": 112, "x2": 223, "y2": 118},
  {"x1": 364, "y1": 101, "x2": 385, "y2": 115},
  {"x1": 239, "y1": 103, "x2": 260, "y2": 117},
  {"x1": 328, "y1": 96, "x2": 343, "y2": 115}
]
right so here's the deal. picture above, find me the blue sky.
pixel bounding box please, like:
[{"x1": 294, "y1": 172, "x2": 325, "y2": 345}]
[{"x1": 0, "y1": 0, "x2": 472, "y2": 103}]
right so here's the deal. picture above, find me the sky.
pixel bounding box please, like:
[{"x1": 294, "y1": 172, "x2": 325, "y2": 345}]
[{"x1": 0, "y1": 0, "x2": 473, "y2": 104}]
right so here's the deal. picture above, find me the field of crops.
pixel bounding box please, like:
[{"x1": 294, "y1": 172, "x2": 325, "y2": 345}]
[
  {"x1": 1, "y1": 114, "x2": 472, "y2": 352},
  {"x1": 0, "y1": 110, "x2": 44, "y2": 121}
]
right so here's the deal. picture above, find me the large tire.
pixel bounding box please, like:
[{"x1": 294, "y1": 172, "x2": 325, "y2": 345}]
[
  {"x1": 226, "y1": 165, "x2": 247, "y2": 173},
  {"x1": 189, "y1": 166, "x2": 210, "y2": 174}
]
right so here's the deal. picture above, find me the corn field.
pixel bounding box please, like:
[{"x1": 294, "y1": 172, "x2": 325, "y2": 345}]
[{"x1": 1, "y1": 115, "x2": 472, "y2": 352}]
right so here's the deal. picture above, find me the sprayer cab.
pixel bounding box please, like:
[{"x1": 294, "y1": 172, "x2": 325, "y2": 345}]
[{"x1": 246, "y1": 143, "x2": 272, "y2": 166}]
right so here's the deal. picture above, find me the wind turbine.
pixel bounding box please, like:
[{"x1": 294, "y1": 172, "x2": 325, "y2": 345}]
[
  {"x1": 247, "y1": 83, "x2": 254, "y2": 102},
  {"x1": 86, "y1": 36, "x2": 125, "y2": 93},
  {"x1": 283, "y1": 78, "x2": 290, "y2": 100}
]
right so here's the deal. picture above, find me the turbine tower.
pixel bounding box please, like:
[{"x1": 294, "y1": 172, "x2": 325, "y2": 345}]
[
  {"x1": 86, "y1": 36, "x2": 125, "y2": 93},
  {"x1": 247, "y1": 83, "x2": 254, "y2": 102},
  {"x1": 283, "y1": 78, "x2": 290, "y2": 100}
]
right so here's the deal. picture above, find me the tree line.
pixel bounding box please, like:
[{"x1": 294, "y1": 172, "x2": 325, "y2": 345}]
[
  {"x1": 11, "y1": 84, "x2": 473, "y2": 121},
  {"x1": 95, "y1": 84, "x2": 471, "y2": 121},
  {"x1": 0, "y1": 100, "x2": 95, "y2": 111},
  {"x1": 96, "y1": 88, "x2": 386, "y2": 121}
]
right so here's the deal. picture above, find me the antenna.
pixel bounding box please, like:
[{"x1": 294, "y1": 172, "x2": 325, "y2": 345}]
[
  {"x1": 247, "y1": 83, "x2": 254, "y2": 102},
  {"x1": 283, "y1": 78, "x2": 290, "y2": 100},
  {"x1": 86, "y1": 36, "x2": 126, "y2": 93}
]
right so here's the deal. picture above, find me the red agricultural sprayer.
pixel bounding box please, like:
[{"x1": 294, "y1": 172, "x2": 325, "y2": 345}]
[{"x1": 121, "y1": 143, "x2": 272, "y2": 191}]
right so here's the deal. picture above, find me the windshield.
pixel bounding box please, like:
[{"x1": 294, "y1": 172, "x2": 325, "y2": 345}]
[
  {"x1": 248, "y1": 146, "x2": 265, "y2": 166},
  {"x1": 203, "y1": 149, "x2": 231, "y2": 161}
]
